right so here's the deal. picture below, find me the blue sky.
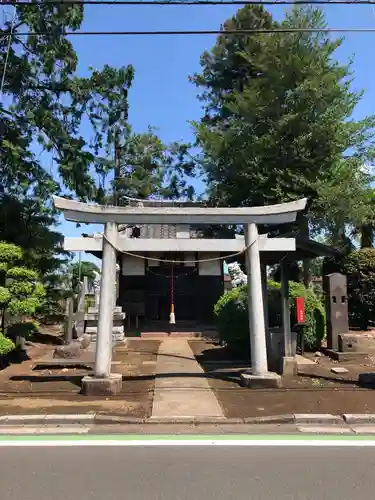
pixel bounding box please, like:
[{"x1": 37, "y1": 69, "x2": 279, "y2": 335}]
[{"x1": 56, "y1": 3, "x2": 375, "y2": 263}]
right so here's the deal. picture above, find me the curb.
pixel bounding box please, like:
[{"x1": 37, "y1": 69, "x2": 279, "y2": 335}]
[
  {"x1": 0, "y1": 413, "x2": 359, "y2": 426},
  {"x1": 343, "y1": 414, "x2": 375, "y2": 425},
  {"x1": 0, "y1": 414, "x2": 96, "y2": 426},
  {"x1": 293, "y1": 414, "x2": 344, "y2": 425}
]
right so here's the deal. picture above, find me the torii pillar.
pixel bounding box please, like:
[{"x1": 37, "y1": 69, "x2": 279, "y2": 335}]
[{"x1": 53, "y1": 196, "x2": 307, "y2": 394}]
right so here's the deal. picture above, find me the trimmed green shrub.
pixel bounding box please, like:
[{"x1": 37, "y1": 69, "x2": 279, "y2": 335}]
[
  {"x1": 0, "y1": 287, "x2": 11, "y2": 306},
  {"x1": 214, "y1": 285, "x2": 249, "y2": 356},
  {"x1": 6, "y1": 267, "x2": 38, "y2": 281},
  {"x1": 341, "y1": 249, "x2": 375, "y2": 330},
  {"x1": 0, "y1": 243, "x2": 22, "y2": 266},
  {"x1": 0, "y1": 331, "x2": 15, "y2": 356},
  {"x1": 214, "y1": 280, "x2": 325, "y2": 353},
  {"x1": 7, "y1": 320, "x2": 40, "y2": 341},
  {"x1": 0, "y1": 242, "x2": 46, "y2": 323}
]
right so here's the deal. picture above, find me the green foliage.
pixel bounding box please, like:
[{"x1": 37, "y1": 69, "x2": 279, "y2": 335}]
[
  {"x1": 6, "y1": 267, "x2": 38, "y2": 281},
  {"x1": 214, "y1": 280, "x2": 325, "y2": 354},
  {"x1": 0, "y1": 242, "x2": 22, "y2": 267},
  {"x1": 192, "y1": 5, "x2": 375, "y2": 241},
  {"x1": 0, "y1": 332, "x2": 15, "y2": 356},
  {"x1": 7, "y1": 298, "x2": 41, "y2": 316},
  {"x1": 214, "y1": 285, "x2": 249, "y2": 355},
  {"x1": 0, "y1": 196, "x2": 69, "y2": 287},
  {"x1": 1, "y1": 2, "x2": 195, "y2": 323},
  {"x1": 0, "y1": 242, "x2": 45, "y2": 319},
  {"x1": 342, "y1": 249, "x2": 375, "y2": 329},
  {"x1": 7, "y1": 321, "x2": 40, "y2": 341},
  {"x1": 267, "y1": 280, "x2": 326, "y2": 351},
  {"x1": 70, "y1": 260, "x2": 100, "y2": 291},
  {"x1": 2, "y1": 0, "x2": 194, "y2": 204},
  {"x1": 110, "y1": 127, "x2": 196, "y2": 204},
  {"x1": 34, "y1": 283, "x2": 47, "y2": 300},
  {"x1": 0, "y1": 287, "x2": 11, "y2": 306},
  {"x1": 7, "y1": 281, "x2": 35, "y2": 297}
]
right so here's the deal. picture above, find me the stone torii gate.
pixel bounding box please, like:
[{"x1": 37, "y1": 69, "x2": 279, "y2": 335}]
[{"x1": 54, "y1": 196, "x2": 307, "y2": 394}]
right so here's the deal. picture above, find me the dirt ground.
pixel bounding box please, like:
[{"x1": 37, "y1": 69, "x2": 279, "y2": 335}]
[
  {"x1": 0, "y1": 331, "x2": 160, "y2": 418},
  {"x1": 4, "y1": 330, "x2": 375, "y2": 419},
  {"x1": 190, "y1": 340, "x2": 375, "y2": 418}
]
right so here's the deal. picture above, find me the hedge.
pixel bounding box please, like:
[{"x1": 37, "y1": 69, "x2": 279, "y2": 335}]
[
  {"x1": 213, "y1": 285, "x2": 249, "y2": 356},
  {"x1": 341, "y1": 248, "x2": 375, "y2": 330},
  {"x1": 0, "y1": 331, "x2": 15, "y2": 356},
  {"x1": 214, "y1": 280, "x2": 325, "y2": 354}
]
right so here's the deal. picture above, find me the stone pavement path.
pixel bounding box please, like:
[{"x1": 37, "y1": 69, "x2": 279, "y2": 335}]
[{"x1": 151, "y1": 339, "x2": 224, "y2": 419}]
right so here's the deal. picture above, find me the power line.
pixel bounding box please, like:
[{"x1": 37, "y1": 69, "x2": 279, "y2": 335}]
[
  {"x1": 2, "y1": 28, "x2": 375, "y2": 35},
  {"x1": 0, "y1": 6, "x2": 15, "y2": 100},
  {"x1": 4, "y1": 0, "x2": 375, "y2": 5}
]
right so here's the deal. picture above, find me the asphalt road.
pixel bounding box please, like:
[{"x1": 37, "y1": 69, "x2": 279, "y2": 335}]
[{"x1": 1, "y1": 446, "x2": 375, "y2": 500}]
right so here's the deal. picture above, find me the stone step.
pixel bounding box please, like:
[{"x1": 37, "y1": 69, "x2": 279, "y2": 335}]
[
  {"x1": 90, "y1": 332, "x2": 125, "y2": 342},
  {"x1": 140, "y1": 331, "x2": 209, "y2": 339},
  {"x1": 87, "y1": 306, "x2": 123, "y2": 314},
  {"x1": 86, "y1": 319, "x2": 124, "y2": 328},
  {"x1": 86, "y1": 326, "x2": 124, "y2": 335},
  {"x1": 85, "y1": 312, "x2": 125, "y2": 321}
]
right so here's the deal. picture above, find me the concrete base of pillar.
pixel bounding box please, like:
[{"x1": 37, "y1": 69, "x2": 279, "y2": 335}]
[
  {"x1": 240, "y1": 371, "x2": 282, "y2": 389},
  {"x1": 281, "y1": 356, "x2": 297, "y2": 376},
  {"x1": 81, "y1": 373, "x2": 122, "y2": 396}
]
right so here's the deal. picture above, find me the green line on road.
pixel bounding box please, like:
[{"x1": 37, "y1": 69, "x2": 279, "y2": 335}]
[{"x1": 0, "y1": 434, "x2": 374, "y2": 441}]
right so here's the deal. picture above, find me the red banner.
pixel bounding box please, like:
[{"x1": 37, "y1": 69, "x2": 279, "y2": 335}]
[{"x1": 296, "y1": 297, "x2": 305, "y2": 324}]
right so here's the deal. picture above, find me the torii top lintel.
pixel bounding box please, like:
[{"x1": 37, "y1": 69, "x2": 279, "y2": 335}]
[{"x1": 53, "y1": 196, "x2": 307, "y2": 226}]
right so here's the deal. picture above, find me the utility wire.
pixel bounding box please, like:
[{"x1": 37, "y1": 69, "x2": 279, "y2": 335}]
[
  {"x1": 4, "y1": 0, "x2": 375, "y2": 4},
  {"x1": 2, "y1": 28, "x2": 375, "y2": 35},
  {"x1": 0, "y1": 6, "x2": 15, "y2": 100}
]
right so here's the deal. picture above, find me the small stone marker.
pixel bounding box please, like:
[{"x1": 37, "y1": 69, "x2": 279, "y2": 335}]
[{"x1": 331, "y1": 367, "x2": 349, "y2": 374}]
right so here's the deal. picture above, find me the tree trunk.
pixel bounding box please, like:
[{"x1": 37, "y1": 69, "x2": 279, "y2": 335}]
[
  {"x1": 360, "y1": 224, "x2": 374, "y2": 249},
  {"x1": 300, "y1": 215, "x2": 312, "y2": 288},
  {"x1": 113, "y1": 132, "x2": 121, "y2": 206},
  {"x1": 303, "y1": 260, "x2": 311, "y2": 288}
]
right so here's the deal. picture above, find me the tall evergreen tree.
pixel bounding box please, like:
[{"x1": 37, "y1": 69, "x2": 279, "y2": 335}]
[{"x1": 191, "y1": 6, "x2": 375, "y2": 244}]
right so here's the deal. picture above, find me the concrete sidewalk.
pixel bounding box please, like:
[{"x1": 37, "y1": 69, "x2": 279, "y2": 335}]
[{"x1": 151, "y1": 339, "x2": 224, "y2": 419}]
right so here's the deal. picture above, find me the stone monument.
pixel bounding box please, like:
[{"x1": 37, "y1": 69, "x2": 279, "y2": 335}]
[
  {"x1": 324, "y1": 272, "x2": 349, "y2": 351},
  {"x1": 86, "y1": 264, "x2": 125, "y2": 342},
  {"x1": 92, "y1": 270, "x2": 101, "y2": 308},
  {"x1": 323, "y1": 272, "x2": 375, "y2": 361}
]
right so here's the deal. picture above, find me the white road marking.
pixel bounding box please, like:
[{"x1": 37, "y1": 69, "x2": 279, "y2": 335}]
[{"x1": 1, "y1": 438, "x2": 375, "y2": 447}]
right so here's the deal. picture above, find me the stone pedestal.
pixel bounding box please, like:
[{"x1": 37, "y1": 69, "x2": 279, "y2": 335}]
[
  {"x1": 325, "y1": 331, "x2": 375, "y2": 362},
  {"x1": 281, "y1": 356, "x2": 297, "y2": 376},
  {"x1": 240, "y1": 371, "x2": 282, "y2": 389},
  {"x1": 85, "y1": 306, "x2": 125, "y2": 342},
  {"x1": 267, "y1": 327, "x2": 297, "y2": 373},
  {"x1": 81, "y1": 373, "x2": 122, "y2": 396}
]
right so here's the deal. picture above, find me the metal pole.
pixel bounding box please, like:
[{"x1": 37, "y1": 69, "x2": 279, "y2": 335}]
[
  {"x1": 169, "y1": 261, "x2": 176, "y2": 324},
  {"x1": 261, "y1": 263, "x2": 269, "y2": 340},
  {"x1": 280, "y1": 260, "x2": 292, "y2": 357},
  {"x1": 95, "y1": 221, "x2": 117, "y2": 378},
  {"x1": 244, "y1": 223, "x2": 268, "y2": 375}
]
